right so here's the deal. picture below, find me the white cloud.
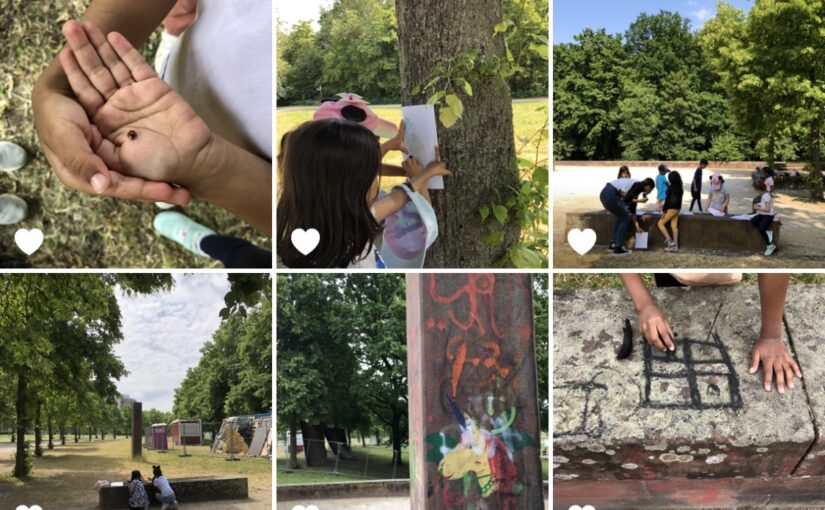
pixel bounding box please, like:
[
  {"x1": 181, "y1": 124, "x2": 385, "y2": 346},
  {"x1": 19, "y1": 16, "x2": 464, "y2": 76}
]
[
  {"x1": 113, "y1": 274, "x2": 231, "y2": 412},
  {"x1": 276, "y1": 0, "x2": 332, "y2": 30},
  {"x1": 692, "y1": 7, "x2": 713, "y2": 24}
]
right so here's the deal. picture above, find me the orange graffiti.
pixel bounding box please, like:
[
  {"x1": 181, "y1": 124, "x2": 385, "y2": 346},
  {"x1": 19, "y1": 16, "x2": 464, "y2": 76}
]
[{"x1": 429, "y1": 274, "x2": 503, "y2": 338}]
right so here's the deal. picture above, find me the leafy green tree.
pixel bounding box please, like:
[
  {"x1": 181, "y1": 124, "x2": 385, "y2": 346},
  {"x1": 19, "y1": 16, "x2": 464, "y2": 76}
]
[{"x1": 278, "y1": 21, "x2": 324, "y2": 104}]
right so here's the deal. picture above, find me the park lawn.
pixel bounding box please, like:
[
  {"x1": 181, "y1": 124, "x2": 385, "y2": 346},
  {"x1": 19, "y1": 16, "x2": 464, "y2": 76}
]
[
  {"x1": 275, "y1": 443, "x2": 550, "y2": 485},
  {"x1": 276, "y1": 101, "x2": 548, "y2": 193},
  {"x1": 276, "y1": 444, "x2": 409, "y2": 485},
  {"x1": 2, "y1": 1, "x2": 270, "y2": 268},
  {"x1": 0, "y1": 439, "x2": 271, "y2": 508}
]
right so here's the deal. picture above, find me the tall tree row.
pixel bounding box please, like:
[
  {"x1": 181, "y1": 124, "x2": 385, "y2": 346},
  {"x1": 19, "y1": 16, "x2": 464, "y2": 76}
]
[{"x1": 554, "y1": 4, "x2": 825, "y2": 175}]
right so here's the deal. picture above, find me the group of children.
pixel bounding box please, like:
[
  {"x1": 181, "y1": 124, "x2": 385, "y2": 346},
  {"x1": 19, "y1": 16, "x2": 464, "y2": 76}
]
[{"x1": 600, "y1": 161, "x2": 778, "y2": 256}]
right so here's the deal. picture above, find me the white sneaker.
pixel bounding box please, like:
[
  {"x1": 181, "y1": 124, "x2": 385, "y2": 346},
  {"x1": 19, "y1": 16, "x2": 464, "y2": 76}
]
[
  {"x1": 0, "y1": 142, "x2": 27, "y2": 172},
  {"x1": 765, "y1": 244, "x2": 777, "y2": 256},
  {"x1": 767, "y1": 230, "x2": 773, "y2": 244}
]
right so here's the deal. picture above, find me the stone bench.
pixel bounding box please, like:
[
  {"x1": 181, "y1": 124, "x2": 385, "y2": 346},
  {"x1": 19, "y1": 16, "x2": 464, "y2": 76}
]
[
  {"x1": 566, "y1": 210, "x2": 781, "y2": 252},
  {"x1": 553, "y1": 286, "x2": 825, "y2": 508},
  {"x1": 99, "y1": 476, "x2": 248, "y2": 509}
]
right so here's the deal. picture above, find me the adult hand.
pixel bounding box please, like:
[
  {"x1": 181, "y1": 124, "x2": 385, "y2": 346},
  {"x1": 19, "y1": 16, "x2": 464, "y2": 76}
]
[
  {"x1": 32, "y1": 22, "x2": 191, "y2": 205},
  {"x1": 59, "y1": 21, "x2": 212, "y2": 190},
  {"x1": 749, "y1": 337, "x2": 802, "y2": 394},
  {"x1": 637, "y1": 302, "x2": 675, "y2": 352}
]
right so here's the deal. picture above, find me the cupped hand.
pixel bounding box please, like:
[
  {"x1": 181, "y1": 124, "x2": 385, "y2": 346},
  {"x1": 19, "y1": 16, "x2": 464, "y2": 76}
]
[
  {"x1": 58, "y1": 21, "x2": 211, "y2": 192},
  {"x1": 749, "y1": 337, "x2": 802, "y2": 394},
  {"x1": 637, "y1": 303, "x2": 675, "y2": 352}
]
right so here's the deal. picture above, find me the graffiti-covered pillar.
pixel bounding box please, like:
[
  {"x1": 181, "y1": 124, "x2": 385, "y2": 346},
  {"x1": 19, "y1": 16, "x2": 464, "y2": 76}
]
[{"x1": 407, "y1": 274, "x2": 543, "y2": 510}]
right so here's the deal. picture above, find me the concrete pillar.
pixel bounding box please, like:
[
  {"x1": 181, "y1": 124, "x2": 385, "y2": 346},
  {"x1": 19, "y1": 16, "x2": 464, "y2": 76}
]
[
  {"x1": 132, "y1": 402, "x2": 142, "y2": 458},
  {"x1": 407, "y1": 274, "x2": 543, "y2": 510}
]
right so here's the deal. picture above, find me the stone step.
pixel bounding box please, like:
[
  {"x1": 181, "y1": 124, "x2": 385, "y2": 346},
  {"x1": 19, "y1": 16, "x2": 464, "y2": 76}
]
[
  {"x1": 553, "y1": 286, "x2": 815, "y2": 482},
  {"x1": 566, "y1": 210, "x2": 781, "y2": 252}
]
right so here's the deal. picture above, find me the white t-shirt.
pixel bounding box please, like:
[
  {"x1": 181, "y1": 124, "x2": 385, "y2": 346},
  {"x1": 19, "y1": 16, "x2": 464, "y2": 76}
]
[
  {"x1": 765, "y1": 176, "x2": 775, "y2": 190},
  {"x1": 153, "y1": 476, "x2": 175, "y2": 498},
  {"x1": 759, "y1": 192, "x2": 775, "y2": 215},
  {"x1": 163, "y1": 0, "x2": 272, "y2": 160},
  {"x1": 609, "y1": 178, "x2": 638, "y2": 193}
]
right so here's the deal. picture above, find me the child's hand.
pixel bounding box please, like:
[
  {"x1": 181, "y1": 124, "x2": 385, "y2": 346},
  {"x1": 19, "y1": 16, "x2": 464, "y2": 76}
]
[
  {"x1": 406, "y1": 146, "x2": 450, "y2": 192},
  {"x1": 381, "y1": 120, "x2": 406, "y2": 156},
  {"x1": 637, "y1": 303, "x2": 675, "y2": 352},
  {"x1": 749, "y1": 337, "x2": 802, "y2": 394},
  {"x1": 59, "y1": 21, "x2": 212, "y2": 190}
]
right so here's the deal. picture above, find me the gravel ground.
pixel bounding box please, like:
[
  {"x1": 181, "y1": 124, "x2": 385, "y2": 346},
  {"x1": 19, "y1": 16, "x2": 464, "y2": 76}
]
[{"x1": 0, "y1": 1, "x2": 270, "y2": 267}]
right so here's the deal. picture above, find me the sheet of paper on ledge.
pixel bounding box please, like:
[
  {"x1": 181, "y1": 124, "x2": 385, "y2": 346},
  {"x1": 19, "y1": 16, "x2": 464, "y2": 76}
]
[{"x1": 402, "y1": 104, "x2": 443, "y2": 189}]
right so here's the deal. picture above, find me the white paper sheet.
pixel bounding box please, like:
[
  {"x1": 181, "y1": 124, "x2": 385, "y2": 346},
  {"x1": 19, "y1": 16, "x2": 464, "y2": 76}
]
[
  {"x1": 635, "y1": 232, "x2": 649, "y2": 249},
  {"x1": 402, "y1": 105, "x2": 443, "y2": 189},
  {"x1": 708, "y1": 208, "x2": 726, "y2": 217}
]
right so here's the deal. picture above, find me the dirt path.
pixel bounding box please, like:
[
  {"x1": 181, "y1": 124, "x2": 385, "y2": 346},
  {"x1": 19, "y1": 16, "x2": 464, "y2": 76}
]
[{"x1": 553, "y1": 164, "x2": 825, "y2": 268}]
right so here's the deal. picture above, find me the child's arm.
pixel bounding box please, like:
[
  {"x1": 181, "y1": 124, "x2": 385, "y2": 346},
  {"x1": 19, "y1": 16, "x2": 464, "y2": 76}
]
[
  {"x1": 750, "y1": 274, "x2": 801, "y2": 393},
  {"x1": 380, "y1": 120, "x2": 405, "y2": 158},
  {"x1": 381, "y1": 164, "x2": 406, "y2": 177},
  {"x1": 721, "y1": 193, "x2": 730, "y2": 211},
  {"x1": 619, "y1": 274, "x2": 675, "y2": 352},
  {"x1": 370, "y1": 157, "x2": 449, "y2": 223}
]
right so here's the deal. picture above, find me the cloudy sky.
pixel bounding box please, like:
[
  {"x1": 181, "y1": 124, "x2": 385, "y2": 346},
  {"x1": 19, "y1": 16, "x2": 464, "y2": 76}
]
[
  {"x1": 277, "y1": 0, "x2": 332, "y2": 30},
  {"x1": 113, "y1": 274, "x2": 230, "y2": 412},
  {"x1": 554, "y1": 0, "x2": 754, "y2": 43}
]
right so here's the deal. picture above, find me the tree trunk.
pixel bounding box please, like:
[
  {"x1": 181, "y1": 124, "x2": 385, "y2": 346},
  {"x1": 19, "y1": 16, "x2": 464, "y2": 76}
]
[
  {"x1": 14, "y1": 367, "x2": 28, "y2": 477},
  {"x1": 396, "y1": 0, "x2": 520, "y2": 268},
  {"x1": 34, "y1": 401, "x2": 42, "y2": 457},
  {"x1": 360, "y1": 431, "x2": 366, "y2": 448},
  {"x1": 390, "y1": 411, "x2": 402, "y2": 467},
  {"x1": 60, "y1": 425, "x2": 65, "y2": 446},
  {"x1": 288, "y1": 413, "x2": 299, "y2": 470},
  {"x1": 300, "y1": 421, "x2": 328, "y2": 467},
  {"x1": 73, "y1": 424, "x2": 79, "y2": 443},
  {"x1": 48, "y1": 414, "x2": 54, "y2": 450}
]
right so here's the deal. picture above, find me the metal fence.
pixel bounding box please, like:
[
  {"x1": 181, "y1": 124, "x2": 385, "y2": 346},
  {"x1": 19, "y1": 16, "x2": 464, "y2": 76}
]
[{"x1": 276, "y1": 438, "x2": 409, "y2": 480}]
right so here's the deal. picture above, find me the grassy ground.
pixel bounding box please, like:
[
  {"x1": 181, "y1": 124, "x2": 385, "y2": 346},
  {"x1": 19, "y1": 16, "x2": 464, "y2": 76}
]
[
  {"x1": 553, "y1": 273, "x2": 825, "y2": 289},
  {"x1": 276, "y1": 101, "x2": 548, "y2": 193},
  {"x1": 275, "y1": 443, "x2": 550, "y2": 485},
  {"x1": 1, "y1": 1, "x2": 270, "y2": 267},
  {"x1": 0, "y1": 438, "x2": 272, "y2": 508}
]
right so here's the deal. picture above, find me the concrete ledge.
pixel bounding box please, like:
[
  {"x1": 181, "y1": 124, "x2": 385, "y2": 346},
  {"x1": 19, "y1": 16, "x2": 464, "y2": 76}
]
[
  {"x1": 566, "y1": 210, "x2": 781, "y2": 252},
  {"x1": 276, "y1": 480, "x2": 410, "y2": 501},
  {"x1": 99, "y1": 476, "x2": 248, "y2": 508},
  {"x1": 277, "y1": 480, "x2": 550, "y2": 502},
  {"x1": 553, "y1": 287, "x2": 814, "y2": 481}
]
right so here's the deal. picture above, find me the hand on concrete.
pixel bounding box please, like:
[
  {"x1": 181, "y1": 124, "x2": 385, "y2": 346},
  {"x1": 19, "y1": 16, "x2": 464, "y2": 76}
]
[
  {"x1": 750, "y1": 337, "x2": 802, "y2": 394},
  {"x1": 58, "y1": 21, "x2": 211, "y2": 192},
  {"x1": 637, "y1": 303, "x2": 675, "y2": 352}
]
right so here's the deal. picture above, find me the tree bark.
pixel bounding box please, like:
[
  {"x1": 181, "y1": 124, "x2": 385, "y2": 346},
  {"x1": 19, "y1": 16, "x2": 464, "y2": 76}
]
[
  {"x1": 288, "y1": 413, "x2": 299, "y2": 470},
  {"x1": 396, "y1": 0, "x2": 520, "y2": 268},
  {"x1": 48, "y1": 413, "x2": 54, "y2": 450},
  {"x1": 390, "y1": 410, "x2": 402, "y2": 467},
  {"x1": 34, "y1": 400, "x2": 42, "y2": 457},
  {"x1": 14, "y1": 367, "x2": 28, "y2": 477},
  {"x1": 59, "y1": 424, "x2": 65, "y2": 446},
  {"x1": 73, "y1": 424, "x2": 79, "y2": 443}
]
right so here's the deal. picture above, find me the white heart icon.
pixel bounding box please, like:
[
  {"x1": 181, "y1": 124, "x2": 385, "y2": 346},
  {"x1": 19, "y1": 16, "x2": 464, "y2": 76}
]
[
  {"x1": 16, "y1": 506, "x2": 43, "y2": 510},
  {"x1": 14, "y1": 228, "x2": 43, "y2": 255},
  {"x1": 291, "y1": 228, "x2": 320, "y2": 256},
  {"x1": 291, "y1": 506, "x2": 306, "y2": 510},
  {"x1": 567, "y1": 228, "x2": 596, "y2": 256}
]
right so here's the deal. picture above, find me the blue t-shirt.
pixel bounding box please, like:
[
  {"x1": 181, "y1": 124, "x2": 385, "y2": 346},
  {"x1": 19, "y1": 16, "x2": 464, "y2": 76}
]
[
  {"x1": 693, "y1": 167, "x2": 703, "y2": 194},
  {"x1": 656, "y1": 174, "x2": 669, "y2": 200}
]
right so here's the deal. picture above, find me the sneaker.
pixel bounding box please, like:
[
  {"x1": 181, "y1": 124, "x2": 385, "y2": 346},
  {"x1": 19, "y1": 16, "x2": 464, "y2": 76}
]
[
  {"x1": 153, "y1": 211, "x2": 216, "y2": 257},
  {"x1": 765, "y1": 244, "x2": 777, "y2": 256},
  {"x1": 767, "y1": 230, "x2": 773, "y2": 244},
  {"x1": 607, "y1": 241, "x2": 616, "y2": 251},
  {"x1": 0, "y1": 142, "x2": 27, "y2": 172},
  {"x1": 613, "y1": 247, "x2": 633, "y2": 255}
]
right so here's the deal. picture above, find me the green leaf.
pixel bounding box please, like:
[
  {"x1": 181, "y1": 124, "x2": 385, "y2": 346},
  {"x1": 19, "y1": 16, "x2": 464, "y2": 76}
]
[
  {"x1": 463, "y1": 81, "x2": 473, "y2": 96},
  {"x1": 411, "y1": 85, "x2": 420, "y2": 95},
  {"x1": 511, "y1": 247, "x2": 544, "y2": 268},
  {"x1": 427, "y1": 91, "x2": 445, "y2": 105},
  {"x1": 483, "y1": 231, "x2": 505, "y2": 245},
  {"x1": 529, "y1": 42, "x2": 549, "y2": 60},
  {"x1": 493, "y1": 205, "x2": 508, "y2": 224},
  {"x1": 494, "y1": 21, "x2": 509, "y2": 34},
  {"x1": 479, "y1": 205, "x2": 490, "y2": 222},
  {"x1": 445, "y1": 94, "x2": 464, "y2": 118},
  {"x1": 439, "y1": 104, "x2": 459, "y2": 128}
]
